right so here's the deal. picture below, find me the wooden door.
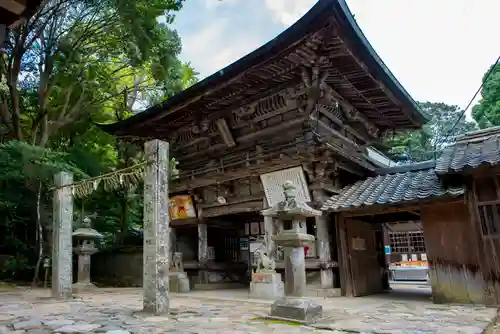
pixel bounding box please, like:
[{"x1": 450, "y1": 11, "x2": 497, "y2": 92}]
[{"x1": 346, "y1": 219, "x2": 384, "y2": 297}]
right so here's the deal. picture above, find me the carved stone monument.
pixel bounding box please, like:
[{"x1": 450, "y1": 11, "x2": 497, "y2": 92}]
[
  {"x1": 143, "y1": 139, "x2": 170, "y2": 314},
  {"x1": 169, "y1": 252, "x2": 190, "y2": 293},
  {"x1": 72, "y1": 216, "x2": 103, "y2": 293},
  {"x1": 52, "y1": 171, "x2": 73, "y2": 299},
  {"x1": 249, "y1": 247, "x2": 284, "y2": 299},
  {"x1": 262, "y1": 181, "x2": 323, "y2": 323}
]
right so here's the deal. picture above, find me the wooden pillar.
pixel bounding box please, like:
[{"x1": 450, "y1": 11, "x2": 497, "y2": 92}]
[
  {"x1": 315, "y1": 215, "x2": 334, "y2": 288},
  {"x1": 382, "y1": 224, "x2": 391, "y2": 265},
  {"x1": 0, "y1": 25, "x2": 6, "y2": 49},
  {"x1": 143, "y1": 140, "x2": 170, "y2": 314},
  {"x1": 198, "y1": 222, "x2": 209, "y2": 284},
  {"x1": 336, "y1": 215, "x2": 353, "y2": 296},
  {"x1": 312, "y1": 188, "x2": 334, "y2": 289},
  {"x1": 52, "y1": 171, "x2": 74, "y2": 299},
  {"x1": 170, "y1": 226, "x2": 177, "y2": 254}
]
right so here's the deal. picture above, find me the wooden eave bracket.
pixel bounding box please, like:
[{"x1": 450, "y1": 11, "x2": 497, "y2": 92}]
[{"x1": 215, "y1": 118, "x2": 236, "y2": 148}]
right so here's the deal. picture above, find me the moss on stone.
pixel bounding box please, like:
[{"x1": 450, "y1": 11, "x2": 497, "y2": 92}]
[{"x1": 251, "y1": 317, "x2": 302, "y2": 326}]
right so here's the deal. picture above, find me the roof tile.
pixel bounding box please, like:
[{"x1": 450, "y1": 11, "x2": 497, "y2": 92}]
[
  {"x1": 436, "y1": 127, "x2": 500, "y2": 174},
  {"x1": 320, "y1": 168, "x2": 463, "y2": 212}
]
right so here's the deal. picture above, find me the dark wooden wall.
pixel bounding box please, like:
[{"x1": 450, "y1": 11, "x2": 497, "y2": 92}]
[
  {"x1": 469, "y1": 174, "x2": 500, "y2": 305},
  {"x1": 421, "y1": 201, "x2": 486, "y2": 304}
]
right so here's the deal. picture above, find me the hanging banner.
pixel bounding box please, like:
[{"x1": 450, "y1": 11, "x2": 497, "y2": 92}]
[{"x1": 169, "y1": 195, "x2": 197, "y2": 220}]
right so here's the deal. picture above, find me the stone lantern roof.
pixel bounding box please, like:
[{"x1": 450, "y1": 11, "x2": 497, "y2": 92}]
[
  {"x1": 72, "y1": 217, "x2": 103, "y2": 240},
  {"x1": 261, "y1": 181, "x2": 322, "y2": 219}
]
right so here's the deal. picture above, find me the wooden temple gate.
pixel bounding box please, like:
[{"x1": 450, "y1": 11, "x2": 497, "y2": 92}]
[{"x1": 100, "y1": 0, "x2": 428, "y2": 295}]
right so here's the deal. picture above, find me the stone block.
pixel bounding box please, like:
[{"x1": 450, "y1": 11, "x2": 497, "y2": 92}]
[
  {"x1": 72, "y1": 282, "x2": 97, "y2": 294},
  {"x1": 270, "y1": 297, "x2": 322, "y2": 323},
  {"x1": 249, "y1": 272, "x2": 284, "y2": 299},
  {"x1": 169, "y1": 272, "x2": 190, "y2": 293}
]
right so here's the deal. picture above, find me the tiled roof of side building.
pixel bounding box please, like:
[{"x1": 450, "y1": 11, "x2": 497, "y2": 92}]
[
  {"x1": 436, "y1": 126, "x2": 500, "y2": 174},
  {"x1": 320, "y1": 161, "x2": 464, "y2": 212}
]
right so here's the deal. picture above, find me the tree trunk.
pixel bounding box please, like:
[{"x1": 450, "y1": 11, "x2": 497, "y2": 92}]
[{"x1": 31, "y1": 181, "x2": 44, "y2": 287}]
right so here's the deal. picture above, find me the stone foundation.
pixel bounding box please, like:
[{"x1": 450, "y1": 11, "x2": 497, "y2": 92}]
[
  {"x1": 270, "y1": 298, "x2": 323, "y2": 323},
  {"x1": 169, "y1": 272, "x2": 190, "y2": 293},
  {"x1": 249, "y1": 272, "x2": 284, "y2": 299}
]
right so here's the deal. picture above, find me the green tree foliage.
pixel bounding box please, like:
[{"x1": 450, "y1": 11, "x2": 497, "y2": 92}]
[
  {"x1": 382, "y1": 102, "x2": 477, "y2": 163},
  {"x1": 472, "y1": 61, "x2": 500, "y2": 128},
  {"x1": 0, "y1": 0, "x2": 196, "y2": 281}
]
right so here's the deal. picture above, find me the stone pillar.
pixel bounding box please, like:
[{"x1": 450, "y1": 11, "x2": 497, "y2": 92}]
[
  {"x1": 263, "y1": 198, "x2": 275, "y2": 260},
  {"x1": 52, "y1": 171, "x2": 74, "y2": 299},
  {"x1": 76, "y1": 253, "x2": 91, "y2": 284},
  {"x1": 315, "y1": 215, "x2": 334, "y2": 288},
  {"x1": 198, "y1": 223, "x2": 209, "y2": 284},
  {"x1": 143, "y1": 140, "x2": 170, "y2": 314},
  {"x1": 284, "y1": 243, "x2": 307, "y2": 297}
]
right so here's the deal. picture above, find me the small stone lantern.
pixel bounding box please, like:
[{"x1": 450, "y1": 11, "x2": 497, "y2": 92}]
[
  {"x1": 72, "y1": 216, "x2": 103, "y2": 292},
  {"x1": 262, "y1": 181, "x2": 323, "y2": 323}
]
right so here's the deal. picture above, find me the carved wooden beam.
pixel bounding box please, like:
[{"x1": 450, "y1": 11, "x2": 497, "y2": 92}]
[
  {"x1": 309, "y1": 114, "x2": 360, "y2": 152},
  {"x1": 215, "y1": 118, "x2": 236, "y2": 148},
  {"x1": 236, "y1": 116, "x2": 307, "y2": 143},
  {"x1": 300, "y1": 66, "x2": 329, "y2": 115},
  {"x1": 321, "y1": 82, "x2": 380, "y2": 139}
]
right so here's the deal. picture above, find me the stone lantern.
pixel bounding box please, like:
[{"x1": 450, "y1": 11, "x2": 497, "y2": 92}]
[
  {"x1": 72, "y1": 216, "x2": 103, "y2": 292},
  {"x1": 262, "y1": 181, "x2": 323, "y2": 323}
]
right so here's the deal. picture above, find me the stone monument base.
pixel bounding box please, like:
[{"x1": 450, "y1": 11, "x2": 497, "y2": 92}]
[
  {"x1": 270, "y1": 297, "x2": 323, "y2": 323},
  {"x1": 249, "y1": 272, "x2": 284, "y2": 299},
  {"x1": 169, "y1": 272, "x2": 190, "y2": 293}
]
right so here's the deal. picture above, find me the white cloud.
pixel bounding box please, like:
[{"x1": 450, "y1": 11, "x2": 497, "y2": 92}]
[
  {"x1": 203, "y1": 0, "x2": 241, "y2": 10},
  {"x1": 173, "y1": 0, "x2": 499, "y2": 116},
  {"x1": 348, "y1": 0, "x2": 500, "y2": 114},
  {"x1": 264, "y1": 0, "x2": 316, "y2": 26},
  {"x1": 180, "y1": 18, "x2": 261, "y2": 76}
]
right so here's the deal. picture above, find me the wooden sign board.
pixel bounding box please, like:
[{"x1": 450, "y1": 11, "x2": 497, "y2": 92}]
[
  {"x1": 260, "y1": 166, "x2": 311, "y2": 206},
  {"x1": 351, "y1": 237, "x2": 366, "y2": 251}
]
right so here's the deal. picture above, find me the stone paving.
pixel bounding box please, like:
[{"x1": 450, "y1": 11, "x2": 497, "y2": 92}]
[{"x1": 0, "y1": 287, "x2": 497, "y2": 334}]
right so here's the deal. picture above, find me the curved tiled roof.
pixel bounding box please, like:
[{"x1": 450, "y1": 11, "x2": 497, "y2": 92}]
[
  {"x1": 436, "y1": 126, "x2": 500, "y2": 174},
  {"x1": 321, "y1": 163, "x2": 464, "y2": 212},
  {"x1": 99, "y1": 0, "x2": 426, "y2": 136}
]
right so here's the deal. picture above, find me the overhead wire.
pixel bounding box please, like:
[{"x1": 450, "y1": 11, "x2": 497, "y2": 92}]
[{"x1": 434, "y1": 55, "x2": 500, "y2": 158}]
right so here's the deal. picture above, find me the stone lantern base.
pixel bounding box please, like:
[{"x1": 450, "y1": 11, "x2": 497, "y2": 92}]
[
  {"x1": 270, "y1": 297, "x2": 323, "y2": 323},
  {"x1": 249, "y1": 271, "x2": 284, "y2": 299},
  {"x1": 168, "y1": 272, "x2": 190, "y2": 293}
]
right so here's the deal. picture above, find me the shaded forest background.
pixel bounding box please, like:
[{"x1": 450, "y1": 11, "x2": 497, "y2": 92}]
[{"x1": 0, "y1": 0, "x2": 498, "y2": 282}]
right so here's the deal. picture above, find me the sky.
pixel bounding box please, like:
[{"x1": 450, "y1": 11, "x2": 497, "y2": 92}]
[{"x1": 171, "y1": 0, "x2": 500, "y2": 117}]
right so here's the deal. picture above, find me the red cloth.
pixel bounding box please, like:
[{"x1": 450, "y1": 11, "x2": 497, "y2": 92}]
[{"x1": 304, "y1": 245, "x2": 310, "y2": 256}]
